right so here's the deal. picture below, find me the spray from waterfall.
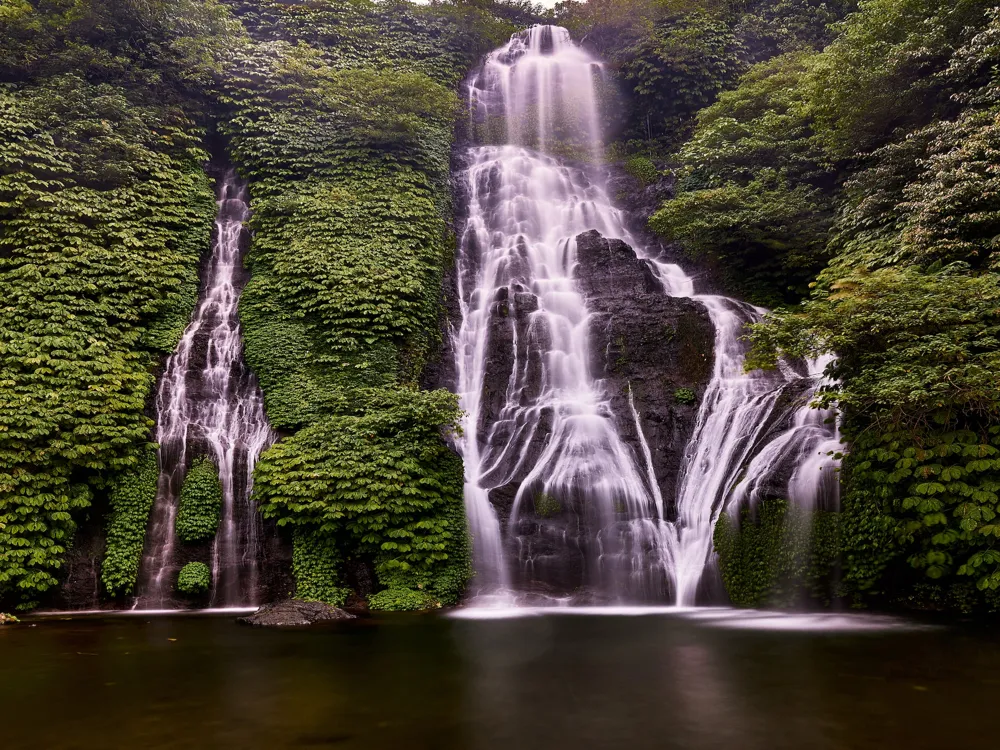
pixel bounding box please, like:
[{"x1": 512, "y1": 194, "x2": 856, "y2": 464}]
[{"x1": 136, "y1": 171, "x2": 274, "y2": 609}]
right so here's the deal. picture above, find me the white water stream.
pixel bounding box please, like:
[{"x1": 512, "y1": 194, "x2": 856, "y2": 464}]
[
  {"x1": 455, "y1": 26, "x2": 840, "y2": 605},
  {"x1": 136, "y1": 172, "x2": 274, "y2": 609}
]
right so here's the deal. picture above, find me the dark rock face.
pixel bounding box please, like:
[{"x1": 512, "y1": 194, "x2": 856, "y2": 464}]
[
  {"x1": 574, "y1": 230, "x2": 715, "y2": 514},
  {"x1": 238, "y1": 599, "x2": 355, "y2": 627},
  {"x1": 429, "y1": 219, "x2": 715, "y2": 596},
  {"x1": 54, "y1": 507, "x2": 110, "y2": 611},
  {"x1": 606, "y1": 168, "x2": 675, "y2": 238}
]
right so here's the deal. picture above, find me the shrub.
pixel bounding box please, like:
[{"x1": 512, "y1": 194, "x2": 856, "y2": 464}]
[
  {"x1": 175, "y1": 457, "x2": 222, "y2": 544},
  {"x1": 368, "y1": 588, "x2": 438, "y2": 612},
  {"x1": 101, "y1": 448, "x2": 161, "y2": 598},
  {"x1": 177, "y1": 562, "x2": 211, "y2": 595},
  {"x1": 292, "y1": 528, "x2": 350, "y2": 607},
  {"x1": 623, "y1": 154, "x2": 660, "y2": 185},
  {"x1": 673, "y1": 388, "x2": 697, "y2": 405}
]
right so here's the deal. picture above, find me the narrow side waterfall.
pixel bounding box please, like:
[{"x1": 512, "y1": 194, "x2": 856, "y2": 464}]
[
  {"x1": 665, "y1": 302, "x2": 836, "y2": 605},
  {"x1": 136, "y1": 171, "x2": 275, "y2": 609},
  {"x1": 454, "y1": 25, "x2": 840, "y2": 606}
]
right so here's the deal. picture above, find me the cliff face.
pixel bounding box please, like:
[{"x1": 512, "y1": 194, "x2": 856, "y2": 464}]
[
  {"x1": 433, "y1": 222, "x2": 714, "y2": 596},
  {"x1": 574, "y1": 230, "x2": 714, "y2": 512}
]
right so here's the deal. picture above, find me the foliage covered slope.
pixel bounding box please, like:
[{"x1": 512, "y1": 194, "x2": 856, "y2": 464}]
[
  {"x1": 0, "y1": 0, "x2": 527, "y2": 611},
  {"x1": 222, "y1": 0, "x2": 529, "y2": 609},
  {"x1": 0, "y1": 0, "x2": 240, "y2": 608}
]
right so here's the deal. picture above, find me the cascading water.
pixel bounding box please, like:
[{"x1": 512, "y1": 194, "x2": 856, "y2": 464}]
[
  {"x1": 136, "y1": 171, "x2": 274, "y2": 610},
  {"x1": 455, "y1": 25, "x2": 840, "y2": 606},
  {"x1": 456, "y1": 26, "x2": 688, "y2": 601},
  {"x1": 665, "y1": 303, "x2": 839, "y2": 605}
]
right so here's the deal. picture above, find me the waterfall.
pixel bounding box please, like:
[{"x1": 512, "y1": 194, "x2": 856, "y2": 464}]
[
  {"x1": 135, "y1": 170, "x2": 275, "y2": 609},
  {"x1": 456, "y1": 27, "x2": 684, "y2": 601},
  {"x1": 665, "y1": 302, "x2": 834, "y2": 605},
  {"x1": 454, "y1": 25, "x2": 840, "y2": 606}
]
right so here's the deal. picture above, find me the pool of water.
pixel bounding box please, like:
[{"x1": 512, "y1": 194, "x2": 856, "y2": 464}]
[{"x1": 1, "y1": 608, "x2": 998, "y2": 749}]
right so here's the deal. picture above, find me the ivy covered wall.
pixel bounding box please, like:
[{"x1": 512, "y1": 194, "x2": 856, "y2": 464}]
[
  {"x1": 221, "y1": 0, "x2": 527, "y2": 610},
  {"x1": 0, "y1": 70, "x2": 218, "y2": 609}
]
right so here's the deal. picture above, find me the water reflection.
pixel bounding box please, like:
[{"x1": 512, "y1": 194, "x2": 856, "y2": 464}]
[{"x1": 0, "y1": 611, "x2": 995, "y2": 750}]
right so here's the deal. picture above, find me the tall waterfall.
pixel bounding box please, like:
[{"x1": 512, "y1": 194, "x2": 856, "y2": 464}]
[
  {"x1": 136, "y1": 171, "x2": 274, "y2": 609},
  {"x1": 454, "y1": 25, "x2": 840, "y2": 606}
]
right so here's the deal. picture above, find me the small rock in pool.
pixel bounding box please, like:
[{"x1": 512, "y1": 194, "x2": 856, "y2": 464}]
[{"x1": 238, "y1": 600, "x2": 355, "y2": 627}]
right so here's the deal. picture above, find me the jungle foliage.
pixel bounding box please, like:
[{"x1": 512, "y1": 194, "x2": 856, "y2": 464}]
[
  {"x1": 177, "y1": 561, "x2": 211, "y2": 594},
  {"x1": 606, "y1": 0, "x2": 1000, "y2": 610},
  {"x1": 175, "y1": 456, "x2": 223, "y2": 544},
  {"x1": 0, "y1": 0, "x2": 525, "y2": 611},
  {"x1": 0, "y1": 4, "x2": 221, "y2": 606},
  {"x1": 714, "y1": 498, "x2": 841, "y2": 607},
  {"x1": 221, "y1": 0, "x2": 527, "y2": 609}
]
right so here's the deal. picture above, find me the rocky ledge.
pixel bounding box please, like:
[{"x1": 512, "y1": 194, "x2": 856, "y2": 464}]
[{"x1": 238, "y1": 599, "x2": 355, "y2": 627}]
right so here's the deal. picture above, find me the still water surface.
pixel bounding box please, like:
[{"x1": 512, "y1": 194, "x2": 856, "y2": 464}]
[{"x1": 1, "y1": 608, "x2": 998, "y2": 749}]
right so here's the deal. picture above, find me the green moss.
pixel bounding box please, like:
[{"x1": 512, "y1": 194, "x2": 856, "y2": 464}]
[
  {"x1": 673, "y1": 388, "x2": 697, "y2": 405},
  {"x1": 175, "y1": 457, "x2": 222, "y2": 544},
  {"x1": 101, "y1": 448, "x2": 160, "y2": 598},
  {"x1": 177, "y1": 562, "x2": 211, "y2": 595},
  {"x1": 534, "y1": 493, "x2": 563, "y2": 519},
  {"x1": 256, "y1": 391, "x2": 470, "y2": 606},
  {"x1": 0, "y1": 74, "x2": 215, "y2": 608},
  {"x1": 623, "y1": 155, "x2": 660, "y2": 186},
  {"x1": 714, "y1": 498, "x2": 841, "y2": 608},
  {"x1": 369, "y1": 588, "x2": 438, "y2": 612},
  {"x1": 292, "y1": 528, "x2": 350, "y2": 607}
]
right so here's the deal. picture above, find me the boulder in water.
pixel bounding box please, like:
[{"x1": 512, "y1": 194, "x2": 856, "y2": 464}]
[{"x1": 238, "y1": 600, "x2": 355, "y2": 627}]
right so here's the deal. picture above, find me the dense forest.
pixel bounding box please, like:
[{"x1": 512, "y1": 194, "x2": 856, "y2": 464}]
[{"x1": 1, "y1": 0, "x2": 998, "y2": 615}]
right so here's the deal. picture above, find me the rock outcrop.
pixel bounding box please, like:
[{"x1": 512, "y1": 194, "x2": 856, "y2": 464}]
[
  {"x1": 238, "y1": 599, "x2": 355, "y2": 627},
  {"x1": 574, "y1": 229, "x2": 715, "y2": 510}
]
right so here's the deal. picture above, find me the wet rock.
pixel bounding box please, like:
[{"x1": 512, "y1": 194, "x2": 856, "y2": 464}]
[
  {"x1": 238, "y1": 599, "x2": 355, "y2": 627},
  {"x1": 574, "y1": 229, "x2": 715, "y2": 514}
]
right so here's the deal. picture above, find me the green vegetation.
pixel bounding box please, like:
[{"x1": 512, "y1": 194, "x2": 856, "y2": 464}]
[
  {"x1": 714, "y1": 499, "x2": 841, "y2": 607},
  {"x1": 175, "y1": 457, "x2": 223, "y2": 544},
  {"x1": 534, "y1": 493, "x2": 563, "y2": 518},
  {"x1": 0, "y1": 0, "x2": 235, "y2": 611},
  {"x1": 623, "y1": 155, "x2": 661, "y2": 185},
  {"x1": 101, "y1": 449, "x2": 160, "y2": 598},
  {"x1": 673, "y1": 388, "x2": 697, "y2": 405},
  {"x1": 291, "y1": 527, "x2": 351, "y2": 607},
  {"x1": 369, "y1": 587, "x2": 438, "y2": 611},
  {"x1": 177, "y1": 562, "x2": 211, "y2": 595}
]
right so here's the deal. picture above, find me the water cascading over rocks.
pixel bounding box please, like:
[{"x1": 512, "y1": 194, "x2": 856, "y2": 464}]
[
  {"x1": 455, "y1": 26, "x2": 688, "y2": 602},
  {"x1": 136, "y1": 171, "x2": 275, "y2": 609},
  {"x1": 452, "y1": 25, "x2": 841, "y2": 606}
]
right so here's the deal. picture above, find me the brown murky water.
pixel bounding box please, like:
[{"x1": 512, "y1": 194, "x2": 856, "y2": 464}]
[{"x1": 1, "y1": 608, "x2": 997, "y2": 750}]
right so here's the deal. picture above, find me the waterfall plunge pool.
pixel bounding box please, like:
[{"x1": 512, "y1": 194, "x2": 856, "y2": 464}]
[{"x1": 2, "y1": 609, "x2": 997, "y2": 749}]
